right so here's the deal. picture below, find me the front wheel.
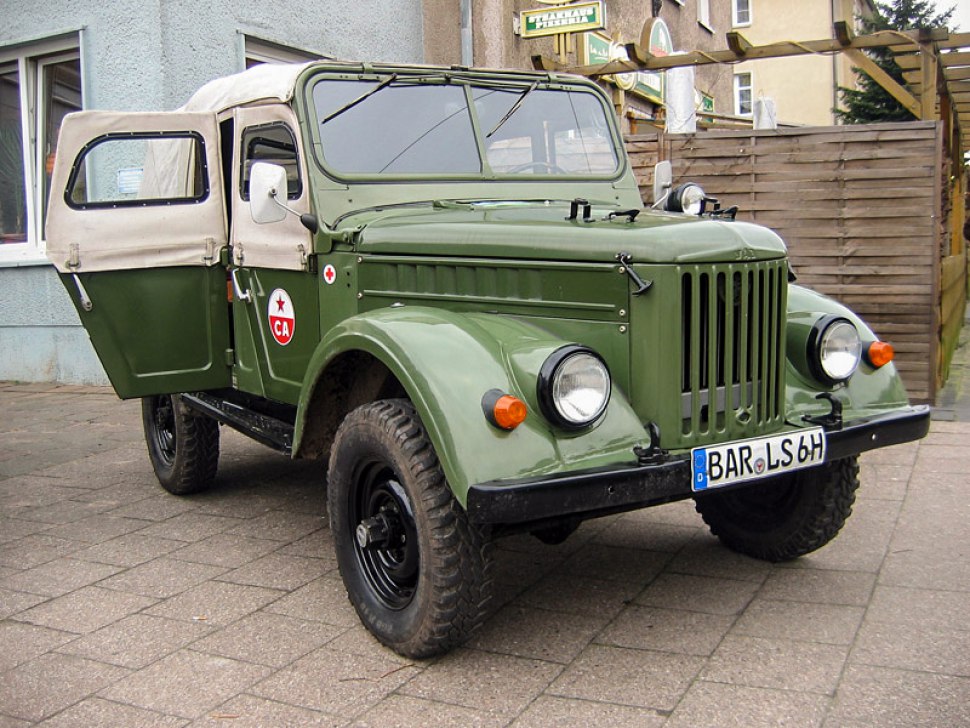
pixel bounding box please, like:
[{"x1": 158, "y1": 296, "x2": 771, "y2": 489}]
[
  {"x1": 141, "y1": 395, "x2": 219, "y2": 495},
  {"x1": 328, "y1": 399, "x2": 493, "y2": 659},
  {"x1": 694, "y1": 456, "x2": 859, "y2": 562}
]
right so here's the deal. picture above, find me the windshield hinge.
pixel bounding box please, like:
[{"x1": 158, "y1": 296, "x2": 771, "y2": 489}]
[{"x1": 566, "y1": 198, "x2": 592, "y2": 223}]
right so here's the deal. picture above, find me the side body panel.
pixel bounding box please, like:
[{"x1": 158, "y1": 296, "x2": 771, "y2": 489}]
[{"x1": 229, "y1": 104, "x2": 318, "y2": 404}]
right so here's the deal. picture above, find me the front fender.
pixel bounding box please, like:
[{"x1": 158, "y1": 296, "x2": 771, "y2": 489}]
[
  {"x1": 294, "y1": 306, "x2": 648, "y2": 505},
  {"x1": 786, "y1": 285, "x2": 912, "y2": 420}
]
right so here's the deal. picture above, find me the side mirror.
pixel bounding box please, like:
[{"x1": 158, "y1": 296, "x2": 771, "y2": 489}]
[
  {"x1": 249, "y1": 162, "x2": 288, "y2": 224},
  {"x1": 652, "y1": 160, "x2": 672, "y2": 206}
]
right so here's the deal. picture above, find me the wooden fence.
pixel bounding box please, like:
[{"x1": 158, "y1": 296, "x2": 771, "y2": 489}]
[{"x1": 625, "y1": 121, "x2": 968, "y2": 404}]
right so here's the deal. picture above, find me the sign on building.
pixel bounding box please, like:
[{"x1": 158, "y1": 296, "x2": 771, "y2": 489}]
[{"x1": 519, "y1": 1, "x2": 605, "y2": 39}]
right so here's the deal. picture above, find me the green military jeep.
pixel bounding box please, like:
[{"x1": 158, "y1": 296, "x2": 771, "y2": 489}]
[{"x1": 47, "y1": 61, "x2": 929, "y2": 658}]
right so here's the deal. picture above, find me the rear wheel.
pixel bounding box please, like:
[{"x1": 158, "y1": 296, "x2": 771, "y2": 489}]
[
  {"x1": 141, "y1": 395, "x2": 219, "y2": 495},
  {"x1": 694, "y1": 456, "x2": 859, "y2": 562},
  {"x1": 328, "y1": 399, "x2": 493, "y2": 658}
]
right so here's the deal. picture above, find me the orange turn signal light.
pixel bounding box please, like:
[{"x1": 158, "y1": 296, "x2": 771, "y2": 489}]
[
  {"x1": 482, "y1": 389, "x2": 528, "y2": 431},
  {"x1": 866, "y1": 341, "x2": 894, "y2": 368}
]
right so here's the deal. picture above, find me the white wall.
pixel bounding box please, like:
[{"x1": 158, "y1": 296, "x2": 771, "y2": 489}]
[{"x1": 0, "y1": 0, "x2": 425, "y2": 385}]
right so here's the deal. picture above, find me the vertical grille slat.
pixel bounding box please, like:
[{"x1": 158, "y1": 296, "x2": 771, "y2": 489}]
[{"x1": 679, "y1": 260, "x2": 786, "y2": 443}]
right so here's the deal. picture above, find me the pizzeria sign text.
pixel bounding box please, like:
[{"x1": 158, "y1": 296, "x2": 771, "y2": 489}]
[{"x1": 519, "y1": 1, "x2": 606, "y2": 39}]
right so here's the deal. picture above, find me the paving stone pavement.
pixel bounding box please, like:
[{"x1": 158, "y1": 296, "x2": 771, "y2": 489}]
[{"x1": 1, "y1": 380, "x2": 968, "y2": 727}]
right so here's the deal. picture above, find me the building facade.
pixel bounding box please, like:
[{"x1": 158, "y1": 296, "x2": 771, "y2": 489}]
[
  {"x1": 728, "y1": 0, "x2": 875, "y2": 125},
  {"x1": 424, "y1": 0, "x2": 735, "y2": 131},
  {"x1": 0, "y1": 0, "x2": 425, "y2": 384}
]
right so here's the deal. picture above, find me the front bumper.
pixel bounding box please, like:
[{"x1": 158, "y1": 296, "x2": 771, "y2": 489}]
[{"x1": 465, "y1": 405, "x2": 930, "y2": 525}]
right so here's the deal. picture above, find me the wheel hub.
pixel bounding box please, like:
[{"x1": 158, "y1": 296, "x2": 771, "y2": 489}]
[
  {"x1": 351, "y1": 473, "x2": 418, "y2": 610},
  {"x1": 356, "y1": 511, "x2": 402, "y2": 550}
]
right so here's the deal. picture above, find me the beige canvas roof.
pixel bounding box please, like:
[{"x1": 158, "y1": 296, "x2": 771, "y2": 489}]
[{"x1": 180, "y1": 62, "x2": 313, "y2": 113}]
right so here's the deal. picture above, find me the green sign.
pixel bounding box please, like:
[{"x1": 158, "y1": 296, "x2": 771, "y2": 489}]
[
  {"x1": 521, "y1": 1, "x2": 605, "y2": 39},
  {"x1": 580, "y1": 30, "x2": 661, "y2": 101},
  {"x1": 634, "y1": 18, "x2": 672, "y2": 104}
]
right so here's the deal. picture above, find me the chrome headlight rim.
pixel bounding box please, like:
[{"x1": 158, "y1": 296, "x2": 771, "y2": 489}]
[
  {"x1": 664, "y1": 182, "x2": 706, "y2": 215},
  {"x1": 537, "y1": 345, "x2": 611, "y2": 431},
  {"x1": 807, "y1": 315, "x2": 861, "y2": 386}
]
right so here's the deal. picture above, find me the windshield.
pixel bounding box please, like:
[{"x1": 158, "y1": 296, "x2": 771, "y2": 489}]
[{"x1": 311, "y1": 76, "x2": 620, "y2": 178}]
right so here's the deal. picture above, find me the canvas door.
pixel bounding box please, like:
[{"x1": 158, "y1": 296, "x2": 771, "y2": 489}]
[{"x1": 46, "y1": 110, "x2": 231, "y2": 399}]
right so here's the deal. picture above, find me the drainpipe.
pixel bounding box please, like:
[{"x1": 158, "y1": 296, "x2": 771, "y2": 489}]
[
  {"x1": 831, "y1": 0, "x2": 840, "y2": 122},
  {"x1": 461, "y1": 0, "x2": 473, "y2": 66}
]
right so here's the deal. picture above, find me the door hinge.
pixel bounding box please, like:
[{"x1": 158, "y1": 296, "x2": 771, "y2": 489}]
[{"x1": 224, "y1": 348, "x2": 235, "y2": 366}]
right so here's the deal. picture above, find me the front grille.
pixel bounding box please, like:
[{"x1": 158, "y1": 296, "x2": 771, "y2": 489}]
[{"x1": 679, "y1": 260, "x2": 786, "y2": 437}]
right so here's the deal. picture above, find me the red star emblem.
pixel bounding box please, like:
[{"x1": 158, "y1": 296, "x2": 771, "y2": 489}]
[{"x1": 276, "y1": 296, "x2": 285, "y2": 312}]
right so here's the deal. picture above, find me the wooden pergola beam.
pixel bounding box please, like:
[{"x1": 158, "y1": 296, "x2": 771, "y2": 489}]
[
  {"x1": 538, "y1": 27, "x2": 948, "y2": 76},
  {"x1": 833, "y1": 20, "x2": 924, "y2": 118},
  {"x1": 921, "y1": 42, "x2": 939, "y2": 119},
  {"x1": 844, "y1": 46, "x2": 922, "y2": 118},
  {"x1": 726, "y1": 31, "x2": 753, "y2": 57}
]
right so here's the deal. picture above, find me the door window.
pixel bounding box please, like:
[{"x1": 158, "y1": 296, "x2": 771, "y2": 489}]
[
  {"x1": 240, "y1": 123, "x2": 302, "y2": 200},
  {"x1": 66, "y1": 134, "x2": 208, "y2": 207}
]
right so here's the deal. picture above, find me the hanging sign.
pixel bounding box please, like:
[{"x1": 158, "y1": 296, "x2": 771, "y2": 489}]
[
  {"x1": 580, "y1": 32, "x2": 636, "y2": 90},
  {"x1": 520, "y1": 1, "x2": 605, "y2": 39},
  {"x1": 634, "y1": 18, "x2": 673, "y2": 104},
  {"x1": 579, "y1": 19, "x2": 674, "y2": 103}
]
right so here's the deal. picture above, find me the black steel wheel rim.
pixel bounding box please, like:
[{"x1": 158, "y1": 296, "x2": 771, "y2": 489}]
[
  {"x1": 150, "y1": 396, "x2": 176, "y2": 465},
  {"x1": 351, "y1": 461, "x2": 419, "y2": 610}
]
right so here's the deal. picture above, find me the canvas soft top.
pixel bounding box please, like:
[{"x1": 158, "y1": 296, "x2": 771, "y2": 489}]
[{"x1": 180, "y1": 61, "x2": 314, "y2": 113}]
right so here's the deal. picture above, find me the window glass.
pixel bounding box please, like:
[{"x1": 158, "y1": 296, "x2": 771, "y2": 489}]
[
  {"x1": 697, "y1": 0, "x2": 712, "y2": 28},
  {"x1": 310, "y1": 77, "x2": 620, "y2": 178},
  {"x1": 42, "y1": 59, "x2": 82, "y2": 229},
  {"x1": 472, "y1": 87, "x2": 618, "y2": 175},
  {"x1": 244, "y1": 37, "x2": 321, "y2": 68},
  {"x1": 314, "y1": 80, "x2": 481, "y2": 174},
  {"x1": 733, "y1": 0, "x2": 751, "y2": 26},
  {"x1": 0, "y1": 64, "x2": 25, "y2": 243},
  {"x1": 0, "y1": 44, "x2": 81, "y2": 256},
  {"x1": 734, "y1": 73, "x2": 753, "y2": 116},
  {"x1": 67, "y1": 135, "x2": 207, "y2": 207},
  {"x1": 240, "y1": 123, "x2": 302, "y2": 200}
]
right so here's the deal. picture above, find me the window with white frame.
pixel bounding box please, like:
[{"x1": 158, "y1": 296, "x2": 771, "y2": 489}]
[
  {"x1": 734, "y1": 72, "x2": 753, "y2": 116},
  {"x1": 733, "y1": 0, "x2": 751, "y2": 26},
  {"x1": 243, "y1": 36, "x2": 323, "y2": 69},
  {"x1": 0, "y1": 37, "x2": 81, "y2": 261},
  {"x1": 697, "y1": 0, "x2": 712, "y2": 30}
]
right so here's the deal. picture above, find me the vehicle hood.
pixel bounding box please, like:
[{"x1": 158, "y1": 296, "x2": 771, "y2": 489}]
[{"x1": 350, "y1": 203, "x2": 787, "y2": 264}]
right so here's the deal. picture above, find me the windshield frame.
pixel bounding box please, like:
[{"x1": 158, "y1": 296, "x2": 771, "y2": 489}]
[{"x1": 300, "y1": 68, "x2": 627, "y2": 184}]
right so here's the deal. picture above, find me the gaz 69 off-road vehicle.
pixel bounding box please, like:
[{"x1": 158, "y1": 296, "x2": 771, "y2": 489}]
[{"x1": 47, "y1": 61, "x2": 929, "y2": 658}]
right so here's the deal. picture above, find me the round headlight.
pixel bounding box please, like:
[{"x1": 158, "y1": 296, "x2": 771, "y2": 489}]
[
  {"x1": 665, "y1": 183, "x2": 706, "y2": 215},
  {"x1": 809, "y1": 316, "x2": 861, "y2": 384},
  {"x1": 538, "y1": 346, "x2": 611, "y2": 429}
]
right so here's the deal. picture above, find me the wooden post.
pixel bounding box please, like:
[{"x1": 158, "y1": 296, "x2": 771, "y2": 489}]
[{"x1": 919, "y1": 42, "x2": 939, "y2": 120}]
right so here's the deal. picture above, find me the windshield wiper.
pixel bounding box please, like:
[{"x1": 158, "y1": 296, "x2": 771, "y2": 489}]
[
  {"x1": 486, "y1": 81, "x2": 538, "y2": 138},
  {"x1": 320, "y1": 74, "x2": 398, "y2": 125}
]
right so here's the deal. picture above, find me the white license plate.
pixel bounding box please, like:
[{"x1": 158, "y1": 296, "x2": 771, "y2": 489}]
[{"x1": 691, "y1": 428, "x2": 826, "y2": 492}]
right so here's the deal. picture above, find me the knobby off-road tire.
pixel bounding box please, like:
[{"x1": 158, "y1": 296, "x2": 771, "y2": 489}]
[
  {"x1": 693, "y1": 455, "x2": 860, "y2": 562},
  {"x1": 141, "y1": 395, "x2": 220, "y2": 495},
  {"x1": 328, "y1": 399, "x2": 493, "y2": 659}
]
